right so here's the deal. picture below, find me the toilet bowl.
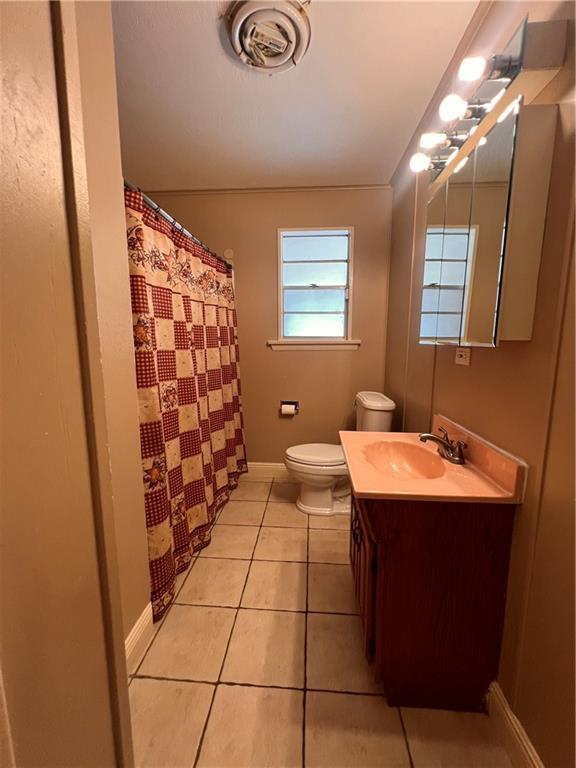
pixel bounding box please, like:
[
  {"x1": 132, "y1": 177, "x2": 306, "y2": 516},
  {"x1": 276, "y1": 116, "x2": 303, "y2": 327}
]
[{"x1": 284, "y1": 443, "x2": 350, "y2": 516}]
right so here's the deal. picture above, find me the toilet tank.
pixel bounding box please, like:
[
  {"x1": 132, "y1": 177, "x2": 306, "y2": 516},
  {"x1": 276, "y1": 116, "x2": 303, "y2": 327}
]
[{"x1": 355, "y1": 391, "x2": 396, "y2": 431}]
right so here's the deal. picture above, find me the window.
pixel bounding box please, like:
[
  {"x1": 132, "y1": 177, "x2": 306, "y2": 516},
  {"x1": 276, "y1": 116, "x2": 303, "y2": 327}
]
[
  {"x1": 277, "y1": 228, "x2": 353, "y2": 342},
  {"x1": 419, "y1": 226, "x2": 476, "y2": 344}
]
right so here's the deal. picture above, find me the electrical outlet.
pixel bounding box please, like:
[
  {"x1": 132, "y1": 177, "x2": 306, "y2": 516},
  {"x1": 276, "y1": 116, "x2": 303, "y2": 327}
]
[{"x1": 455, "y1": 347, "x2": 471, "y2": 366}]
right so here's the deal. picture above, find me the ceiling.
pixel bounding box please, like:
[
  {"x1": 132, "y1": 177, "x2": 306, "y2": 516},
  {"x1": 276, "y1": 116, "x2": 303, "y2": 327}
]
[{"x1": 112, "y1": 1, "x2": 479, "y2": 191}]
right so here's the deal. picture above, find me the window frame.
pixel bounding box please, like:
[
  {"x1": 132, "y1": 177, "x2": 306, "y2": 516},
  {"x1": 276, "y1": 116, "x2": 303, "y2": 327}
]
[{"x1": 276, "y1": 227, "x2": 355, "y2": 345}]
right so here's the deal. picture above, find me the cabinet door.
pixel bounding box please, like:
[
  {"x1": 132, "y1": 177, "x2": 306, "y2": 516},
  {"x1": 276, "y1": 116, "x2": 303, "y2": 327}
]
[{"x1": 351, "y1": 498, "x2": 377, "y2": 660}]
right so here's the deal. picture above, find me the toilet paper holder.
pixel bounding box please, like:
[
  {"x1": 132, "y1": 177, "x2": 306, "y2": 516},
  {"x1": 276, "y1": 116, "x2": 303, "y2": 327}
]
[{"x1": 279, "y1": 400, "x2": 300, "y2": 416}]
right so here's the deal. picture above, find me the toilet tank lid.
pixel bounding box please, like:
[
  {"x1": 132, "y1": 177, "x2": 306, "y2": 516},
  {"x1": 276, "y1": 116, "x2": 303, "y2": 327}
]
[
  {"x1": 286, "y1": 443, "x2": 346, "y2": 466},
  {"x1": 355, "y1": 391, "x2": 396, "y2": 411}
]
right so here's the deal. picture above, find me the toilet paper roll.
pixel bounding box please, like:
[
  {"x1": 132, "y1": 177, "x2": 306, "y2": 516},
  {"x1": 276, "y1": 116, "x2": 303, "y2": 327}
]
[{"x1": 280, "y1": 403, "x2": 297, "y2": 416}]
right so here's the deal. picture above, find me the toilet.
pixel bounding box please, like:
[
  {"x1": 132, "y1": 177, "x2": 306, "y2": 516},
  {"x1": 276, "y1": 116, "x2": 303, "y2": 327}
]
[{"x1": 284, "y1": 391, "x2": 396, "y2": 516}]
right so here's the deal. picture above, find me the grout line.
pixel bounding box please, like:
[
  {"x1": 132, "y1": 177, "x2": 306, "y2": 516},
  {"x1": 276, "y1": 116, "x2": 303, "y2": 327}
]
[
  {"x1": 192, "y1": 479, "x2": 274, "y2": 768},
  {"x1": 302, "y1": 507, "x2": 310, "y2": 767},
  {"x1": 398, "y1": 707, "x2": 416, "y2": 768},
  {"x1": 131, "y1": 673, "x2": 389, "y2": 698},
  {"x1": 173, "y1": 600, "x2": 358, "y2": 616}
]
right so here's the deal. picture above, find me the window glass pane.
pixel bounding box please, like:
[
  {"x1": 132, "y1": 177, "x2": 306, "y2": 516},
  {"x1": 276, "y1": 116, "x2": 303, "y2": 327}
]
[
  {"x1": 283, "y1": 262, "x2": 348, "y2": 287},
  {"x1": 283, "y1": 235, "x2": 349, "y2": 262},
  {"x1": 422, "y1": 287, "x2": 465, "y2": 312},
  {"x1": 420, "y1": 314, "x2": 438, "y2": 339},
  {"x1": 424, "y1": 262, "x2": 441, "y2": 286},
  {"x1": 425, "y1": 232, "x2": 444, "y2": 261},
  {"x1": 284, "y1": 288, "x2": 345, "y2": 312},
  {"x1": 284, "y1": 313, "x2": 345, "y2": 337},
  {"x1": 436, "y1": 314, "x2": 462, "y2": 338},
  {"x1": 439, "y1": 261, "x2": 466, "y2": 286},
  {"x1": 442, "y1": 232, "x2": 469, "y2": 260}
]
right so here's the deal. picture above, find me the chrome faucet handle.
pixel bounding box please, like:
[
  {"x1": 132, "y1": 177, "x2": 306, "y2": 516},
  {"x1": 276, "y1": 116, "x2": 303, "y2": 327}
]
[
  {"x1": 438, "y1": 426, "x2": 449, "y2": 442},
  {"x1": 453, "y1": 440, "x2": 468, "y2": 460}
]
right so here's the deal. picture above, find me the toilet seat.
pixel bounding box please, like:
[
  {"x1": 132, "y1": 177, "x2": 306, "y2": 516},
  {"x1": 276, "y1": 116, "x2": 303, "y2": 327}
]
[{"x1": 285, "y1": 443, "x2": 346, "y2": 467}]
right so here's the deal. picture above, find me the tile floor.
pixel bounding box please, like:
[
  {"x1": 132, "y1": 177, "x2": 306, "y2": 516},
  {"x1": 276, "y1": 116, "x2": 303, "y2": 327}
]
[{"x1": 129, "y1": 476, "x2": 512, "y2": 768}]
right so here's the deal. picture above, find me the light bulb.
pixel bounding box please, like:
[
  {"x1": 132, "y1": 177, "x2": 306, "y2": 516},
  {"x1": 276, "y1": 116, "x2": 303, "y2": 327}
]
[
  {"x1": 439, "y1": 94, "x2": 468, "y2": 123},
  {"x1": 419, "y1": 132, "x2": 447, "y2": 149},
  {"x1": 458, "y1": 56, "x2": 487, "y2": 82},
  {"x1": 409, "y1": 153, "x2": 431, "y2": 173},
  {"x1": 453, "y1": 156, "x2": 469, "y2": 174},
  {"x1": 478, "y1": 136, "x2": 487, "y2": 146}
]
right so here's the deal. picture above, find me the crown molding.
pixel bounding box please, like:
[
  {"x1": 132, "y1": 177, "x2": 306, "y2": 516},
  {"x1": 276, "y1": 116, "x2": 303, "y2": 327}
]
[{"x1": 145, "y1": 183, "x2": 392, "y2": 197}]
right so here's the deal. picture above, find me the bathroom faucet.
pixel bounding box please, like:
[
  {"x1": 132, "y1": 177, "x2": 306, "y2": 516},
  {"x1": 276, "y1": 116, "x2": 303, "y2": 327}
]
[{"x1": 419, "y1": 427, "x2": 467, "y2": 465}]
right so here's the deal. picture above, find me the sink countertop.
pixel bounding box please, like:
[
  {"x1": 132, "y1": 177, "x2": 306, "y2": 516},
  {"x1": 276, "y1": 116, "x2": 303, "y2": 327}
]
[{"x1": 339, "y1": 422, "x2": 527, "y2": 504}]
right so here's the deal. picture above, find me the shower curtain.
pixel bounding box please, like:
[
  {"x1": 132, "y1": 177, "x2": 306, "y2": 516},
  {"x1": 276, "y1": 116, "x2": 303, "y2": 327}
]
[{"x1": 125, "y1": 187, "x2": 247, "y2": 620}]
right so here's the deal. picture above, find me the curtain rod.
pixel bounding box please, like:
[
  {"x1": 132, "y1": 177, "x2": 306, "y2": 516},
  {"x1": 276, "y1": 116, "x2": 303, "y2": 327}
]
[{"x1": 124, "y1": 181, "x2": 232, "y2": 270}]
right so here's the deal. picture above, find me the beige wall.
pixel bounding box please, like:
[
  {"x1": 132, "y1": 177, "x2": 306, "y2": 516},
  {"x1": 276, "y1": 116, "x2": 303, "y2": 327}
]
[
  {"x1": 384, "y1": 3, "x2": 575, "y2": 766},
  {"x1": 73, "y1": 0, "x2": 150, "y2": 639},
  {"x1": 0, "y1": 2, "x2": 132, "y2": 763},
  {"x1": 152, "y1": 188, "x2": 392, "y2": 462}
]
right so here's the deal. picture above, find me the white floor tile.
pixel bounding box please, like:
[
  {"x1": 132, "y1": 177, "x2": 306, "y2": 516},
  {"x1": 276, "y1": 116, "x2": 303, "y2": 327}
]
[
  {"x1": 306, "y1": 690, "x2": 410, "y2": 767},
  {"x1": 253, "y1": 526, "x2": 308, "y2": 562},
  {"x1": 130, "y1": 678, "x2": 213, "y2": 768},
  {"x1": 306, "y1": 613, "x2": 381, "y2": 694},
  {"x1": 263, "y1": 501, "x2": 308, "y2": 528},
  {"x1": 241, "y1": 560, "x2": 307, "y2": 611},
  {"x1": 177, "y1": 558, "x2": 249, "y2": 607},
  {"x1": 197, "y1": 685, "x2": 302, "y2": 767},
  {"x1": 308, "y1": 563, "x2": 358, "y2": 614},
  {"x1": 217, "y1": 500, "x2": 266, "y2": 526},
  {"x1": 221, "y1": 608, "x2": 305, "y2": 687},
  {"x1": 308, "y1": 529, "x2": 350, "y2": 564},
  {"x1": 229, "y1": 481, "x2": 271, "y2": 501},
  {"x1": 269, "y1": 481, "x2": 300, "y2": 503},
  {"x1": 199, "y1": 524, "x2": 258, "y2": 559},
  {"x1": 139, "y1": 604, "x2": 235, "y2": 682},
  {"x1": 402, "y1": 708, "x2": 512, "y2": 768}
]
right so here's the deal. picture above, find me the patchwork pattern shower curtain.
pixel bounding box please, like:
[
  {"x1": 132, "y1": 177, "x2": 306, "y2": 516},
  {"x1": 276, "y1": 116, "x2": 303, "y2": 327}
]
[{"x1": 125, "y1": 188, "x2": 247, "y2": 620}]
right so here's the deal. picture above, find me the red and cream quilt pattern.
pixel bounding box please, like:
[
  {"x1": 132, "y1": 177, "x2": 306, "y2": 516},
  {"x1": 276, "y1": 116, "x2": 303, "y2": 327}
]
[{"x1": 125, "y1": 188, "x2": 247, "y2": 620}]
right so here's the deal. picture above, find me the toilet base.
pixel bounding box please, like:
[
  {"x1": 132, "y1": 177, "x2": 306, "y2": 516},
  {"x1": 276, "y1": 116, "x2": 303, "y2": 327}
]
[{"x1": 296, "y1": 491, "x2": 351, "y2": 517}]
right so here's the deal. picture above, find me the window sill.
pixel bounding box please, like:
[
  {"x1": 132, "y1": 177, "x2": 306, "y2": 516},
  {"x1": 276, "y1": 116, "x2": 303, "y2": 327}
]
[{"x1": 267, "y1": 339, "x2": 362, "y2": 351}]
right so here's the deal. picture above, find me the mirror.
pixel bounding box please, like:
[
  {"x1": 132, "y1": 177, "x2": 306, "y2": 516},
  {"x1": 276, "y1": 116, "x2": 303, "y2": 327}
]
[
  {"x1": 419, "y1": 110, "x2": 517, "y2": 347},
  {"x1": 461, "y1": 115, "x2": 517, "y2": 345},
  {"x1": 419, "y1": 183, "x2": 447, "y2": 344}
]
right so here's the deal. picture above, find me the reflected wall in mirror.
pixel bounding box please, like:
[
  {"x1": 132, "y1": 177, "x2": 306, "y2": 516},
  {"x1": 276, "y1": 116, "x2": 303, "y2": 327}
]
[{"x1": 462, "y1": 115, "x2": 517, "y2": 345}]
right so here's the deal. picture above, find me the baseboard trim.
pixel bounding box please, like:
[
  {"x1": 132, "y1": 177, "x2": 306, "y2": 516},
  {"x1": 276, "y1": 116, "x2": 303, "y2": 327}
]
[
  {"x1": 125, "y1": 603, "x2": 154, "y2": 675},
  {"x1": 487, "y1": 682, "x2": 544, "y2": 768},
  {"x1": 245, "y1": 461, "x2": 290, "y2": 481}
]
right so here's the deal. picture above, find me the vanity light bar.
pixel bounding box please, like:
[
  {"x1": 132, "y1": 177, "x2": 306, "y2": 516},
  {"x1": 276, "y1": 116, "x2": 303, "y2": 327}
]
[{"x1": 409, "y1": 26, "x2": 526, "y2": 174}]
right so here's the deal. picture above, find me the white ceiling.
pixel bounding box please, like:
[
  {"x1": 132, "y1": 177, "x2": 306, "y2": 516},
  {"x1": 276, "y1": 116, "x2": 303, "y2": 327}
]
[{"x1": 112, "y1": 1, "x2": 479, "y2": 191}]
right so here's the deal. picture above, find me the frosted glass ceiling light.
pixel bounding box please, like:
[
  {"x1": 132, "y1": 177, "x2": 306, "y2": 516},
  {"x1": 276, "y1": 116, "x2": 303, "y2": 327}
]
[
  {"x1": 409, "y1": 153, "x2": 431, "y2": 173},
  {"x1": 458, "y1": 56, "x2": 487, "y2": 82},
  {"x1": 439, "y1": 94, "x2": 468, "y2": 123},
  {"x1": 420, "y1": 132, "x2": 447, "y2": 149}
]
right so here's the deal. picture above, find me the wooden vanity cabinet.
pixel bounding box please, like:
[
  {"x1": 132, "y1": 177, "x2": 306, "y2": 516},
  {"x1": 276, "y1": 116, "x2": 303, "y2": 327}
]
[{"x1": 350, "y1": 494, "x2": 515, "y2": 712}]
